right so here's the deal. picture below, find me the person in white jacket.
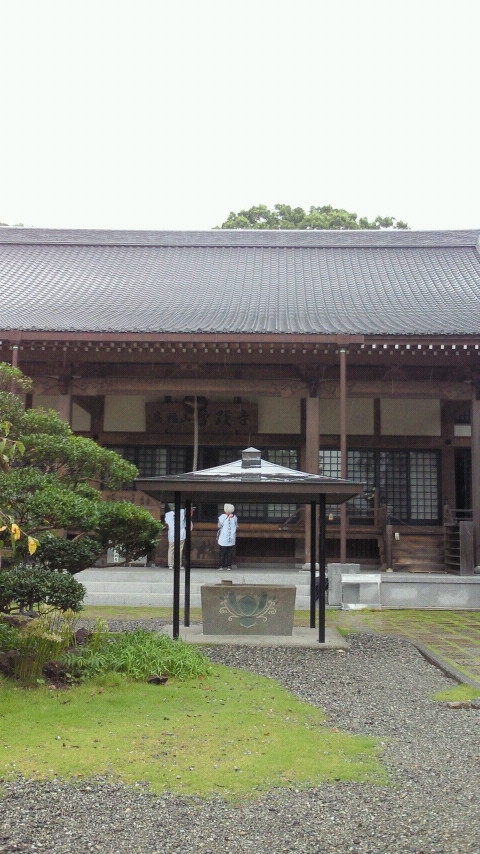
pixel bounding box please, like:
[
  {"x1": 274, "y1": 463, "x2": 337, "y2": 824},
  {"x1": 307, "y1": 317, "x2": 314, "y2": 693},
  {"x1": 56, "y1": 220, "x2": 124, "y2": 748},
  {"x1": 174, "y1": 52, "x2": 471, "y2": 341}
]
[
  {"x1": 217, "y1": 503, "x2": 238, "y2": 571},
  {"x1": 164, "y1": 505, "x2": 192, "y2": 570}
]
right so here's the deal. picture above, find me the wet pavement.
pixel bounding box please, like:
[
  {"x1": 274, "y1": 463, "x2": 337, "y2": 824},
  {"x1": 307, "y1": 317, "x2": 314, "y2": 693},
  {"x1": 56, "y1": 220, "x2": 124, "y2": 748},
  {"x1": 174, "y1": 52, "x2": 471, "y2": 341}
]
[{"x1": 329, "y1": 609, "x2": 480, "y2": 689}]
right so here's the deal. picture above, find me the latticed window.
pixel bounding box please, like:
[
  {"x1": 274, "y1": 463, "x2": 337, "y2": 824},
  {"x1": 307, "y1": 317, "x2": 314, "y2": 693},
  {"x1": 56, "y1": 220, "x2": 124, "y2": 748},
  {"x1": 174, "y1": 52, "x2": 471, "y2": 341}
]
[
  {"x1": 319, "y1": 448, "x2": 440, "y2": 524},
  {"x1": 408, "y1": 451, "x2": 439, "y2": 521},
  {"x1": 320, "y1": 449, "x2": 376, "y2": 522},
  {"x1": 267, "y1": 503, "x2": 298, "y2": 521},
  {"x1": 454, "y1": 407, "x2": 471, "y2": 425},
  {"x1": 319, "y1": 449, "x2": 341, "y2": 479},
  {"x1": 379, "y1": 451, "x2": 409, "y2": 521},
  {"x1": 233, "y1": 503, "x2": 298, "y2": 523},
  {"x1": 167, "y1": 447, "x2": 189, "y2": 474},
  {"x1": 136, "y1": 447, "x2": 167, "y2": 476},
  {"x1": 216, "y1": 448, "x2": 242, "y2": 465},
  {"x1": 234, "y1": 502, "x2": 264, "y2": 520},
  {"x1": 265, "y1": 449, "x2": 299, "y2": 469},
  {"x1": 106, "y1": 446, "x2": 178, "y2": 477}
]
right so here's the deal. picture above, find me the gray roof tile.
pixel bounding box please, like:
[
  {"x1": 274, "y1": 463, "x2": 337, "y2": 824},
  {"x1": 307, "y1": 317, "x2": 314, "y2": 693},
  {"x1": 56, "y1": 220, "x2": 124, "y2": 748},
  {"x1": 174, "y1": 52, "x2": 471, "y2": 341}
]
[{"x1": 1, "y1": 228, "x2": 480, "y2": 336}]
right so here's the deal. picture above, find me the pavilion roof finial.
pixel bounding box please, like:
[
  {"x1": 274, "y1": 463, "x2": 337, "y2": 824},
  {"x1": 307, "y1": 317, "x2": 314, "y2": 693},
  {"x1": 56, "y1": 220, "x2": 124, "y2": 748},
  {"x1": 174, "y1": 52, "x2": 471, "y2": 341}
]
[{"x1": 241, "y1": 447, "x2": 262, "y2": 469}]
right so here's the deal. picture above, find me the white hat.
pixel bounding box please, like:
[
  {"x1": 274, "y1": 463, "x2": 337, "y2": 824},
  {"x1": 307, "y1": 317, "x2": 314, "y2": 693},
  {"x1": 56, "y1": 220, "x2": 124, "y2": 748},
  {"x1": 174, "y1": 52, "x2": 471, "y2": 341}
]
[{"x1": 224, "y1": 503, "x2": 235, "y2": 514}]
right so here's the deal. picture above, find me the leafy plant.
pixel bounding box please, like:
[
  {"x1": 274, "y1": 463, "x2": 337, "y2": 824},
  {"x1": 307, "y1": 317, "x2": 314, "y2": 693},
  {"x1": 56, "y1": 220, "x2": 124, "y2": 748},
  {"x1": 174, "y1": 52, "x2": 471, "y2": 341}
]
[
  {"x1": 36, "y1": 535, "x2": 101, "y2": 575},
  {"x1": 12, "y1": 611, "x2": 78, "y2": 681},
  {"x1": 63, "y1": 629, "x2": 212, "y2": 682},
  {"x1": 0, "y1": 619, "x2": 20, "y2": 650},
  {"x1": 218, "y1": 203, "x2": 408, "y2": 230},
  {"x1": 0, "y1": 565, "x2": 85, "y2": 613},
  {"x1": 0, "y1": 362, "x2": 163, "y2": 574}
]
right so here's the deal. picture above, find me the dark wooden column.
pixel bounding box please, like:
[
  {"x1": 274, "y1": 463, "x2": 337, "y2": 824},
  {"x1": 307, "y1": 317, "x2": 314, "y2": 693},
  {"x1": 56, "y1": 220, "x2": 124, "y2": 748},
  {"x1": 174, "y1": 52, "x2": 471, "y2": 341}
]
[
  {"x1": 73, "y1": 395, "x2": 105, "y2": 436},
  {"x1": 441, "y1": 402, "x2": 458, "y2": 511},
  {"x1": 309, "y1": 500, "x2": 316, "y2": 628},
  {"x1": 57, "y1": 380, "x2": 72, "y2": 425},
  {"x1": 318, "y1": 494, "x2": 326, "y2": 643},
  {"x1": 173, "y1": 492, "x2": 182, "y2": 639},
  {"x1": 184, "y1": 499, "x2": 192, "y2": 627},
  {"x1": 304, "y1": 392, "x2": 320, "y2": 564},
  {"x1": 339, "y1": 348, "x2": 347, "y2": 562},
  {"x1": 472, "y1": 384, "x2": 480, "y2": 566}
]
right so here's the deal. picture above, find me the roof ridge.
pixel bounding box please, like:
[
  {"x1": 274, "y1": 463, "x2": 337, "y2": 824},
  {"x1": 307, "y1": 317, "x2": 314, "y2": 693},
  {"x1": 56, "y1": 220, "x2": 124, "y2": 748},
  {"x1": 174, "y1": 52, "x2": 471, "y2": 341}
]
[{"x1": 0, "y1": 227, "x2": 479, "y2": 249}]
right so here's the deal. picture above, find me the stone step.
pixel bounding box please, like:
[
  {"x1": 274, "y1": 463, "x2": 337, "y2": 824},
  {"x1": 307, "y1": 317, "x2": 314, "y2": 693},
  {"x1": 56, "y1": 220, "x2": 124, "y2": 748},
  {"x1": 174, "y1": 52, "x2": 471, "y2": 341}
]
[{"x1": 77, "y1": 568, "x2": 314, "y2": 610}]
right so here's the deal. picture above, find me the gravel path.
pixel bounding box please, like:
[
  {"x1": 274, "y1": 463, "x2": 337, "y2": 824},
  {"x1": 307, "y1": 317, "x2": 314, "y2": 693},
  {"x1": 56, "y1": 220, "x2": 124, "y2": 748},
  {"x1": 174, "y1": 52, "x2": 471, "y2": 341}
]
[{"x1": 1, "y1": 629, "x2": 479, "y2": 854}]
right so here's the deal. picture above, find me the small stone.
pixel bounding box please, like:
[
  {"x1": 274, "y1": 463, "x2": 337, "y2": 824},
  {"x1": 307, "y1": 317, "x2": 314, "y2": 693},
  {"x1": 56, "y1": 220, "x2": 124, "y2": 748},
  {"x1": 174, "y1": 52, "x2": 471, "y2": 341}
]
[{"x1": 147, "y1": 674, "x2": 168, "y2": 684}]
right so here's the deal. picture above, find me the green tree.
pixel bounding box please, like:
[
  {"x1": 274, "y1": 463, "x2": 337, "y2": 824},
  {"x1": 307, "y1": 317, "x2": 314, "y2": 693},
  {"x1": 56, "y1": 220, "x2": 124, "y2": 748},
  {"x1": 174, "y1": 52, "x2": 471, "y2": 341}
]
[
  {"x1": 217, "y1": 204, "x2": 408, "y2": 230},
  {"x1": 0, "y1": 363, "x2": 162, "y2": 574}
]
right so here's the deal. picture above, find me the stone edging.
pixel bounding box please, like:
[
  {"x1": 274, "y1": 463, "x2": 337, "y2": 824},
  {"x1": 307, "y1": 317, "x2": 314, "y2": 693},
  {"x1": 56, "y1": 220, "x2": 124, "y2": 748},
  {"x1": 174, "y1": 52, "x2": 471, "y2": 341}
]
[{"x1": 413, "y1": 642, "x2": 480, "y2": 690}]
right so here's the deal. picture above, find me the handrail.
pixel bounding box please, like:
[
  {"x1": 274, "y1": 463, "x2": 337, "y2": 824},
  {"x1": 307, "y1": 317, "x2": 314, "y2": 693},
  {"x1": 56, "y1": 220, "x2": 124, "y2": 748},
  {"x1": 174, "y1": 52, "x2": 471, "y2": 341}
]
[
  {"x1": 443, "y1": 504, "x2": 473, "y2": 523},
  {"x1": 280, "y1": 505, "x2": 387, "y2": 530}
]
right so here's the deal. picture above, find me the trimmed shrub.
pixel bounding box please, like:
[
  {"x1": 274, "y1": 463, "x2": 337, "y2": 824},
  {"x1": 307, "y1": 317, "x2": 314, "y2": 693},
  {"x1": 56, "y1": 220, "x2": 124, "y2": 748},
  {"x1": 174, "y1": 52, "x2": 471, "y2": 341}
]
[{"x1": 0, "y1": 564, "x2": 85, "y2": 613}]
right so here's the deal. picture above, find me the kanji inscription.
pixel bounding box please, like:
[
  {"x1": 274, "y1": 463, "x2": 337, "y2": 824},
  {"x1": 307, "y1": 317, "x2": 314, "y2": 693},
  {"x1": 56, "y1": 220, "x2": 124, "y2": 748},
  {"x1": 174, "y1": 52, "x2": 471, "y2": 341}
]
[{"x1": 145, "y1": 401, "x2": 258, "y2": 435}]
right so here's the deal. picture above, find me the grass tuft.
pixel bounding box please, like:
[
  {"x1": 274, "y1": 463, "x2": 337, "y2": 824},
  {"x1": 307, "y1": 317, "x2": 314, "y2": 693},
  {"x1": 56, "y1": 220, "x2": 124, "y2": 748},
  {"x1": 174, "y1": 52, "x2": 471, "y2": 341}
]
[{"x1": 63, "y1": 628, "x2": 212, "y2": 682}]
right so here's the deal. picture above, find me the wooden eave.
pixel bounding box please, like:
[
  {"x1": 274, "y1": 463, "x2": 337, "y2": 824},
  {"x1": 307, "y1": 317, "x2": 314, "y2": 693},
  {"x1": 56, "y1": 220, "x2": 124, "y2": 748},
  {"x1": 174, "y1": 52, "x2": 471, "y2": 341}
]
[{"x1": 2, "y1": 330, "x2": 480, "y2": 351}]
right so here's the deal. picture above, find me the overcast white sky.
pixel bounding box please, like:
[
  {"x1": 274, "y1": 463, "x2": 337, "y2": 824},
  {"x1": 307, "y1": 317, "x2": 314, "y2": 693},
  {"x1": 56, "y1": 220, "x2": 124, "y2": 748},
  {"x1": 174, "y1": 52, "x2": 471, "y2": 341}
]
[{"x1": 1, "y1": 0, "x2": 479, "y2": 232}]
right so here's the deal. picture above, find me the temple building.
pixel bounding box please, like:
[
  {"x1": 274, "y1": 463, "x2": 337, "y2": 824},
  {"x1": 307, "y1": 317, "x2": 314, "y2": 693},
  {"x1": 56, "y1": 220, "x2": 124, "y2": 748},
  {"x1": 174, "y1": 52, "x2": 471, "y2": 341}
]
[{"x1": 1, "y1": 226, "x2": 479, "y2": 572}]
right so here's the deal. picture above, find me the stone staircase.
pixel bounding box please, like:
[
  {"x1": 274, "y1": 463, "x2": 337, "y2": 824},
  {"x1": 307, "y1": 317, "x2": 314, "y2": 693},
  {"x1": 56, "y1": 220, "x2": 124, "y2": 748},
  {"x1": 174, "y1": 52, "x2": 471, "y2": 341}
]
[{"x1": 76, "y1": 565, "x2": 314, "y2": 610}]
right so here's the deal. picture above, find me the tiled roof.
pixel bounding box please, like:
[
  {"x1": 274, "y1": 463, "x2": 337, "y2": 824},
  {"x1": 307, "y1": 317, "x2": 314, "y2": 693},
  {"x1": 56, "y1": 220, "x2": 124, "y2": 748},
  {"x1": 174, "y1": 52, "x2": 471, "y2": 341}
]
[
  {"x1": 136, "y1": 448, "x2": 365, "y2": 504},
  {"x1": 1, "y1": 228, "x2": 480, "y2": 336}
]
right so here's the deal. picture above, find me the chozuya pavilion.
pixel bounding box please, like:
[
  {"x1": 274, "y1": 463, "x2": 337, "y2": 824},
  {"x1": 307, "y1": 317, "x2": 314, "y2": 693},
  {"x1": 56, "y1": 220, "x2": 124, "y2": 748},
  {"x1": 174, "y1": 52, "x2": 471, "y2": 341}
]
[{"x1": 136, "y1": 446, "x2": 365, "y2": 640}]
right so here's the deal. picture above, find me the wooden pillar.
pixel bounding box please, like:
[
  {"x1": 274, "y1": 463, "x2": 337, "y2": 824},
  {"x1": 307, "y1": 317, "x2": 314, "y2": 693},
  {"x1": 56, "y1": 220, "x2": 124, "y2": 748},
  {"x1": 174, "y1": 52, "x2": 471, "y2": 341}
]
[
  {"x1": 309, "y1": 501, "x2": 316, "y2": 629},
  {"x1": 173, "y1": 492, "x2": 182, "y2": 639},
  {"x1": 472, "y1": 386, "x2": 480, "y2": 566},
  {"x1": 304, "y1": 393, "x2": 319, "y2": 564},
  {"x1": 318, "y1": 494, "x2": 326, "y2": 644},
  {"x1": 184, "y1": 498, "x2": 192, "y2": 626},
  {"x1": 72, "y1": 395, "x2": 105, "y2": 436},
  {"x1": 339, "y1": 348, "x2": 347, "y2": 562},
  {"x1": 53, "y1": 372, "x2": 72, "y2": 424},
  {"x1": 441, "y1": 402, "x2": 459, "y2": 511},
  {"x1": 57, "y1": 391, "x2": 72, "y2": 424}
]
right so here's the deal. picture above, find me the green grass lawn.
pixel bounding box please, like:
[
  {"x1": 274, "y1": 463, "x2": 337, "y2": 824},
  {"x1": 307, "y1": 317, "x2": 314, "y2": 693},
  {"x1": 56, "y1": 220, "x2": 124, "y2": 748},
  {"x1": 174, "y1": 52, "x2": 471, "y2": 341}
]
[
  {"x1": 0, "y1": 664, "x2": 386, "y2": 800},
  {"x1": 5, "y1": 604, "x2": 478, "y2": 800}
]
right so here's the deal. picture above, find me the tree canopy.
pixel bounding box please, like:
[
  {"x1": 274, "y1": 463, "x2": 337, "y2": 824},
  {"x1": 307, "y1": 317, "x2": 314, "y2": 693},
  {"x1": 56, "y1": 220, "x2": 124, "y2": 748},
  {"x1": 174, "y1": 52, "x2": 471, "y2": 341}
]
[
  {"x1": 217, "y1": 204, "x2": 408, "y2": 231},
  {"x1": 0, "y1": 364, "x2": 162, "y2": 573}
]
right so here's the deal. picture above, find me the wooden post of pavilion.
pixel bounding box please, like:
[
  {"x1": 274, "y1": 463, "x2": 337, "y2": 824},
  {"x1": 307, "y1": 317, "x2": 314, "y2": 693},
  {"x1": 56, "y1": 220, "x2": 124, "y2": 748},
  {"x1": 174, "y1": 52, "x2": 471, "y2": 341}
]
[
  {"x1": 309, "y1": 500, "x2": 316, "y2": 628},
  {"x1": 318, "y1": 494, "x2": 327, "y2": 643},
  {"x1": 184, "y1": 498, "x2": 192, "y2": 626},
  {"x1": 173, "y1": 491, "x2": 181, "y2": 639}
]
